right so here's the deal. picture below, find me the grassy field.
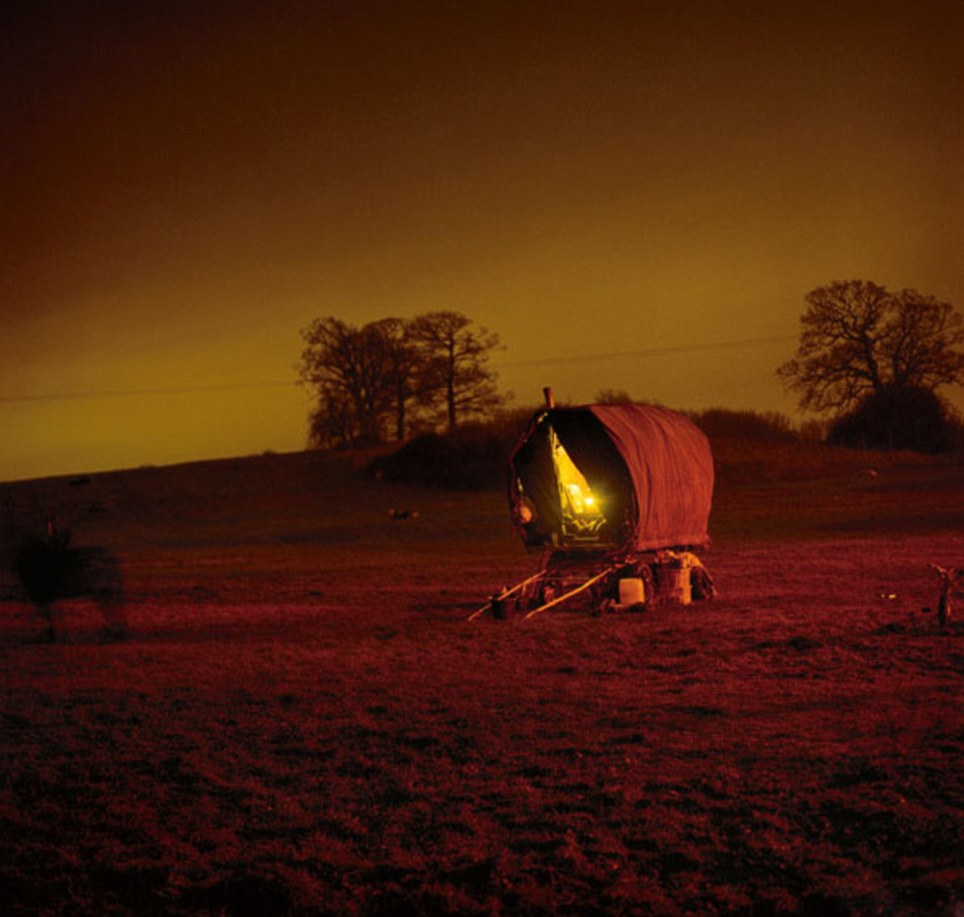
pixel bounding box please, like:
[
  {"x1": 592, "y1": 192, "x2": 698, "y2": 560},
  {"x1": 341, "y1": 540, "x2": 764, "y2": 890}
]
[{"x1": 1, "y1": 440, "x2": 962, "y2": 915}]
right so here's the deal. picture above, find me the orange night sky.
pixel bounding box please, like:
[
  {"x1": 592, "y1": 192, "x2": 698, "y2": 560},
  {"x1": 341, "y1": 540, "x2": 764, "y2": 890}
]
[{"x1": 2, "y1": 0, "x2": 962, "y2": 481}]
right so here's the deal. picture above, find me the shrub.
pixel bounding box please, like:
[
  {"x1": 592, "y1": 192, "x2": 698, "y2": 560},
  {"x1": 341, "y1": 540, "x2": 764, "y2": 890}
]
[
  {"x1": 365, "y1": 404, "x2": 547, "y2": 491},
  {"x1": 687, "y1": 408, "x2": 799, "y2": 442},
  {"x1": 366, "y1": 430, "x2": 510, "y2": 490},
  {"x1": 828, "y1": 385, "x2": 956, "y2": 454}
]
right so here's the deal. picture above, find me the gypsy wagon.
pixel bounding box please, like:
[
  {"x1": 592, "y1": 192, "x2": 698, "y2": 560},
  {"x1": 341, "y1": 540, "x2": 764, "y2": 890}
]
[{"x1": 472, "y1": 393, "x2": 715, "y2": 620}]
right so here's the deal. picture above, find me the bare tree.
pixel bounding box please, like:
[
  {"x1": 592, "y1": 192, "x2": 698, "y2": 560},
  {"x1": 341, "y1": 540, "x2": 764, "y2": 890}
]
[
  {"x1": 298, "y1": 311, "x2": 509, "y2": 445},
  {"x1": 297, "y1": 317, "x2": 396, "y2": 445},
  {"x1": 369, "y1": 317, "x2": 423, "y2": 441},
  {"x1": 777, "y1": 280, "x2": 964, "y2": 413},
  {"x1": 306, "y1": 380, "x2": 360, "y2": 448},
  {"x1": 883, "y1": 289, "x2": 964, "y2": 390},
  {"x1": 409, "y1": 311, "x2": 507, "y2": 431}
]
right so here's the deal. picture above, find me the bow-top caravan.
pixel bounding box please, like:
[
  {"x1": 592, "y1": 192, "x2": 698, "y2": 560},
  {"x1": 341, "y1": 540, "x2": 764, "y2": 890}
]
[{"x1": 472, "y1": 391, "x2": 716, "y2": 620}]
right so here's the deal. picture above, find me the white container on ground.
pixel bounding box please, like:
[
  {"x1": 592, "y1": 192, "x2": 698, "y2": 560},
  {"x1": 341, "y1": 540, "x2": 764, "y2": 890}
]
[{"x1": 618, "y1": 577, "x2": 645, "y2": 607}]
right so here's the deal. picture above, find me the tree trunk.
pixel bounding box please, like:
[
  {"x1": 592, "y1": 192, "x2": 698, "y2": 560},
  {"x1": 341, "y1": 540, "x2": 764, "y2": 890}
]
[
  {"x1": 446, "y1": 349, "x2": 457, "y2": 431},
  {"x1": 395, "y1": 391, "x2": 406, "y2": 441}
]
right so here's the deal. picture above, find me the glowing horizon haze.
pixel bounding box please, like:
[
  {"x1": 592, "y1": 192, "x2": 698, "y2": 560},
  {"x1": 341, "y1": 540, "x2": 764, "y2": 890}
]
[{"x1": 2, "y1": 0, "x2": 961, "y2": 481}]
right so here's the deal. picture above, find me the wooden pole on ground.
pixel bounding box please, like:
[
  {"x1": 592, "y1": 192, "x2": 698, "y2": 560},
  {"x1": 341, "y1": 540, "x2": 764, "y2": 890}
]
[
  {"x1": 522, "y1": 566, "x2": 616, "y2": 621},
  {"x1": 467, "y1": 570, "x2": 547, "y2": 621}
]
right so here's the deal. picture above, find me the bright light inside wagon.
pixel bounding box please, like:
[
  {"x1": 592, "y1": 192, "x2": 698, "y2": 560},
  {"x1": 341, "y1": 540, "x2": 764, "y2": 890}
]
[
  {"x1": 565, "y1": 482, "x2": 600, "y2": 514},
  {"x1": 555, "y1": 443, "x2": 603, "y2": 517}
]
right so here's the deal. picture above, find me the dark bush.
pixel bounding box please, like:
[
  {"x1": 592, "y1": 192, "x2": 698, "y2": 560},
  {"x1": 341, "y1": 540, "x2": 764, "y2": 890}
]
[
  {"x1": 687, "y1": 408, "x2": 798, "y2": 442},
  {"x1": 828, "y1": 385, "x2": 956, "y2": 454},
  {"x1": 366, "y1": 430, "x2": 510, "y2": 490}
]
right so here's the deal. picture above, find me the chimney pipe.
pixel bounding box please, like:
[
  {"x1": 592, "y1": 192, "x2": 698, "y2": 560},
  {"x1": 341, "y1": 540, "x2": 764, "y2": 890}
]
[{"x1": 543, "y1": 386, "x2": 555, "y2": 409}]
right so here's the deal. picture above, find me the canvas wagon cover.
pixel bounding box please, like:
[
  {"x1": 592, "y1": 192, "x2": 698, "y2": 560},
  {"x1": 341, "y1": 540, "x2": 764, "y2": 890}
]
[
  {"x1": 510, "y1": 403, "x2": 714, "y2": 551},
  {"x1": 590, "y1": 404, "x2": 713, "y2": 550}
]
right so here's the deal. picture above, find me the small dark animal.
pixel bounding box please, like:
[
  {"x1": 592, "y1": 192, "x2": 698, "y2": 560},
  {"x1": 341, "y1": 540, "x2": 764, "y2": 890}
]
[
  {"x1": 388, "y1": 508, "x2": 419, "y2": 520},
  {"x1": 13, "y1": 520, "x2": 125, "y2": 641}
]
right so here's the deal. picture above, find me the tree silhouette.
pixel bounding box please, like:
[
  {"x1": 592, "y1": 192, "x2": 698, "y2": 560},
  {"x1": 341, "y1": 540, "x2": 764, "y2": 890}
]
[
  {"x1": 306, "y1": 380, "x2": 361, "y2": 448},
  {"x1": 298, "y1": 312, "x2": 507, "y2": 446},
  {"x1": 369, "y1": 317, "x2": 423, "y2": 441},
  {"x1": 297, "y1": 317, "x2": 396, "y2": 446},
  {"x1": 409, "y1": 311, "x2": 507, "y2": 431},
  {"x1": 777, "y1": 280, "x2": 964, "y2": 414}
]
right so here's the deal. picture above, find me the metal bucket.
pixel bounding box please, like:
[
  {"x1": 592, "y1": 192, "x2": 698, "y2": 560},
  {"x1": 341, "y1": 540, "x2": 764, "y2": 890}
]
[{"x1": 661, "y1": 566, "x2": 692, "y2": 605}]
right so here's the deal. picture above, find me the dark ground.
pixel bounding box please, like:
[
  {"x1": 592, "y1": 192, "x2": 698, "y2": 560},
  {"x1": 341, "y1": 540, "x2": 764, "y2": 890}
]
[{"x1": 1, "y1": 442, "x2": 962, "y2": 915}]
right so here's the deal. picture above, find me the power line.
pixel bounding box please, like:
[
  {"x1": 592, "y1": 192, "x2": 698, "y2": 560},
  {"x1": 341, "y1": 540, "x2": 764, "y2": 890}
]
[
  {"x1": 493, "y1": 334, "x2": 797, "y2": 369},
  {"x1": 1, "y1": 334, "x2": 798, "y2": 404},
  {"x1": 0, "y1": 380, "x2": 298, "y2": 404}
]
